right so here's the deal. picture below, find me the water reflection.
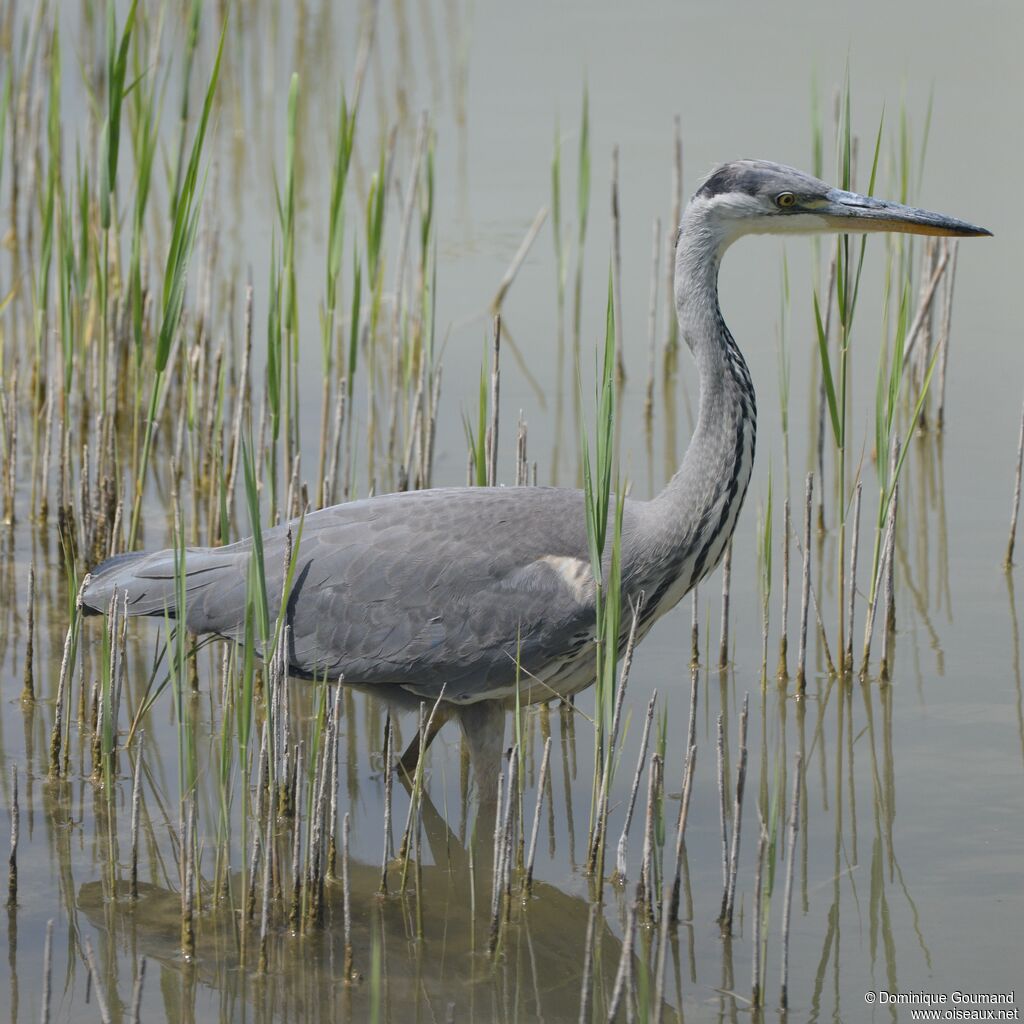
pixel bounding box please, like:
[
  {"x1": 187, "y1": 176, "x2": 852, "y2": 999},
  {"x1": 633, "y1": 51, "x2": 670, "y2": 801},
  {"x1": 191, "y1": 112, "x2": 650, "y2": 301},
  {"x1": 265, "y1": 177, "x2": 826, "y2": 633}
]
[{"x1": 76, "y1": 772, "x2": 662, "y2": 1023}]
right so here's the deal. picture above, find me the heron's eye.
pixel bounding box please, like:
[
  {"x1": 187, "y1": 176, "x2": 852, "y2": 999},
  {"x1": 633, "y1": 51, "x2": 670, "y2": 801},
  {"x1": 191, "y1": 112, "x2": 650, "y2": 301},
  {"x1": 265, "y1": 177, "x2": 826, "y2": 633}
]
[{"x1": 776, "y1": 192, "x2": 797, "y2": 209}]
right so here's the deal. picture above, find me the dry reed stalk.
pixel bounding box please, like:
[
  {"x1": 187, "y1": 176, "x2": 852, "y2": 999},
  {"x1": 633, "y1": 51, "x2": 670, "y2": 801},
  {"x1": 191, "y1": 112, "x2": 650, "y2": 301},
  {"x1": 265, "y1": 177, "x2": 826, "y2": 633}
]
[
  {"x1": 718, "y1": 541, "x2": 732, "y2": 670},
  {"x1": 200, "y1": 345, "x2": 223, "y2": 504},
  {"x1": 606, "y1": 899, "x2": 636, "y2": 1022},
  {"x1": 378, "y1": 713, "x2": 393, "y2": 894},
  {"x1": 398, "y1": 705, "x2": 427, "y2": 877},
  {"x1": 108, "y1": 501, "x2": 123, "y2": 557},
  {"x1": 492, "y1": 207, "x2": 549, "y2": 313},
  {"x1": 83, "y1": 937, "x2": 111, "y2": 1024},
  {"x1": 501, "y1": 746, "x2": 519, "y2": 920},
  {"x1": 668, "y1": 743, "x2": 696, "y2": 925},
  {"x1": 247, "y1": 722, "x2": 269, "y2": 923},
  {"x1": 879, "y1": 525, "x2": 899, "y2": 679},
  {"x1": 21, "y1": 563, "x2": 34, "y2": 701},
  {"x1": 868, "y1": 444, "x2": 901, "y2": 675},
  {"x1": 7, "y1": 766, "x2": 17, "y2": 907},
  {"x1": 902, "y1": 241, "x2": 951, "y2": 367},
  {"x1": 883, "y1": 438, "x2": 901, "y2": 643},
  {"x1": 653, "y1": 873, "x2": 674, "y2": 1023},
  {"x1": 415, "y1": 793, "x2": 427, "y2": 940},
  {"x1": 308, "y1": 724, "x2": 331, "y2": 927},
  {"x1": 182, "y1": 792, "x2": 196, "y2": 959},
  {"x1": 486, "y1": 315, "x2": 501, "y2": 487},
  {"x1": 327, "y1": 685, "x2": 342, "y2": 878},
  {"x1": 130, "y1": 731, "x2": 144, "y2": 900},
  {"x1": 638, "y1": 752, "x2": 663, "y2": 923},
  {"x1": 716, "y1": 713, "x2": 728, "y2": 900},
  {"x1": 113, "y1": 594, "x2": 128, "y2": 768},
  {"x1": 129, "y1": 958, "x2": 146, "y2": 1024},
  {"x1": 41, "y1": 919, "x2": 54, "y2": 1024},
  {"x1": 614, "y1": 692, "x2": 657, "y2": 883},
  {"x1": 664, "y1": 116, "x2": 682, "y2": 359},
  {"x1": 288, "y1": 745, "x2": 303, "y2": 932},
  {"x1": 911, "y1": 240, "x2": 940, "y2": 406},
  {"x1": 515, "y1": 412, "x2": 528, "y2": 487},
  {"x1": 845, "y1": 481, "x2": 862, "y2": 673},
  {"x1": 779, "y1": 752, "x2": 802, "y2": 1010},
  {"x1": 423, "y1": 366, "x2": 443, "y2": 489},
  {"x1": 49, "y1": 619, "x2": 74, "y2": 777},
  {"x1": 720, "y1": 693, "x2": 749, "y2": 932},
  {"x1": 488, "y1": 768, "x2": 506, "y2": 956},
  {"x1": 778, "y1": 497, "x2": 791, "y2": 679},
  {"x1": 936, "y1": 241, "x2": 959, "y2": 430},
  {"x1": 343, "y1": 812, "x2": 354, "y2": 982},
  {"x1": 38, "y1": 380, "x2": 54, "y2": 521},
  {"x1": 690, "y1": 588, "x2": 699, "y2": 666},
  {"x1": 645, "y1": 217, "x2": 661, "y2": 420},
  {"x1": 258, "y1": 793, "x2": 273, "y2": 973},
  {"x1": 796, "y1": 474, "x2": 813, "y2": 691},
  {"x1": 1007, "y1": 401, "x2": 1024, "y2": 569},
  {"x1": 751, "y1": 818, "x2": 769, "y2": 1007},
  {"x1": 285, "y1": 452, "x2": 302, "y2": 520},
  {"x1": 577, "y1": 902, "x2": 599, "y2": 1024},
  {"x1": 805, "y1": 552, "x2": 837, "y2": 677},
  {"x1": 524, "y1": 736, "x2": 552, "y2": 896},
  {"x1": 4, "y1": 388, "x2": 16, "y2": 525},
  {"x1": 89, "y1": 670, "x2": 101, "y2": 777},
  {"x1": 588, "y1": 599, "x2": 643, "y2": 875}
]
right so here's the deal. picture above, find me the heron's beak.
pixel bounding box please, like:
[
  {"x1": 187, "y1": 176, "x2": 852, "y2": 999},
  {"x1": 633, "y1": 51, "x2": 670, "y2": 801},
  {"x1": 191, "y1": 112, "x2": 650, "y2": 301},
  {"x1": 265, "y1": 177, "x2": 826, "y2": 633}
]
[{"x1": 822, "y1": 189, "x2": 992, "y2": 237}]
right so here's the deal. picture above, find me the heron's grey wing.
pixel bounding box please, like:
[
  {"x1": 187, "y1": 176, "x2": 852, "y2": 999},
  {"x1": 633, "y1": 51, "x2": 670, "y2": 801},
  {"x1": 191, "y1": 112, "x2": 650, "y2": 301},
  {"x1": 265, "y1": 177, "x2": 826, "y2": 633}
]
[
  {"x1": 84, "y1": 486, "x2": 618, "y2": 703},
  {"x1": 220, "y1": 487, "x2": 604, "y2": 702}
]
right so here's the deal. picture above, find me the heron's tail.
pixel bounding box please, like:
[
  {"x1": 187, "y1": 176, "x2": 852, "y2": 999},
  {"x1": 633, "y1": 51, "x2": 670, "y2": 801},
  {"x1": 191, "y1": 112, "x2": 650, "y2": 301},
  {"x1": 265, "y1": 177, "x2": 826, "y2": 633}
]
[
  {"x1": 81, "y1": 546, "x2": 243, "y2": 631},
  {"x1": 81, "y1": 550, "x2": 183, "y2": 618}
]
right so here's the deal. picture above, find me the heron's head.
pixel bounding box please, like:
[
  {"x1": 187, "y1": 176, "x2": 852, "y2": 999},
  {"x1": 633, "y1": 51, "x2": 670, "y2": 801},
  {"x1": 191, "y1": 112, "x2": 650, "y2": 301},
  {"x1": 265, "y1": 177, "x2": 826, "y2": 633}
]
[{"x1": 687, "y1": 159, "x2": 991, "y2": 247}]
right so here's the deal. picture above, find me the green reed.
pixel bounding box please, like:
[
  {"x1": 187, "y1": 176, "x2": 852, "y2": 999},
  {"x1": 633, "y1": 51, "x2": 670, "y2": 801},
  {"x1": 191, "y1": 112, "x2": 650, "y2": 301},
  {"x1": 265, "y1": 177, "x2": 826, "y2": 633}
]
[
  {"x1": 572, "y1": 87, "x2": 591, "y2": 372},
  {"x1": 266, "y1": 238, "x2": 284, "y2": 519},
  {"x1": 364, "y1": 144, "x2": 388, "y2": 484},
  {"x1": 98, "y1": 0, "x2": 137, "y2": 416},
  {"x1": 127, "y1": 18, "x2": 160, "y2": 482},
  {"x1": 129, "y1": 19, "x2": 224, "y2": 547},
  {"x1": 581, "y1": 271, "x2": 626, "y2": 876},
  {"x1": 464, "y1": 341, "x2": 490, "y2": 486},
  {"x1": 279, "y1": 72, "x2": 301, "y2": 502},
  {"x1": 169, "y1": 0, "x2": 203, "y2": 216},
  {"x1": 813, "y1": 76, "x2": 884, "y2": 662},
  {"x1": 0, "y1": 65, "x2": 9, "y2": 207},
  {"x1": 33, "y1": 24, "x2": 59, "y2": 394},
  {"x1": 317, "y1": 88, "x2": 356, "y2": 506}
]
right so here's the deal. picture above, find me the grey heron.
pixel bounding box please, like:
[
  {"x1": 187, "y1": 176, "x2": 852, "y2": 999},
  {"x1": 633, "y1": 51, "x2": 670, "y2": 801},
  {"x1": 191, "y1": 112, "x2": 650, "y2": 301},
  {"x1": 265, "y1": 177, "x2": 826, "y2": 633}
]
[{"x1": 82, "y1": 160, "x2": 989, "y2": 762}]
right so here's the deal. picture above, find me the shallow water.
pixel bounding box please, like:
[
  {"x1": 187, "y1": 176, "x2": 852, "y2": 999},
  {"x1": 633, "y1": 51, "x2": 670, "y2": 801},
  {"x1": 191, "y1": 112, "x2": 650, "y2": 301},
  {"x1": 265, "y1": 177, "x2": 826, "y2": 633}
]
[{"x1": 1, "y1": 1, "x2": 1022, "y2": 1021}]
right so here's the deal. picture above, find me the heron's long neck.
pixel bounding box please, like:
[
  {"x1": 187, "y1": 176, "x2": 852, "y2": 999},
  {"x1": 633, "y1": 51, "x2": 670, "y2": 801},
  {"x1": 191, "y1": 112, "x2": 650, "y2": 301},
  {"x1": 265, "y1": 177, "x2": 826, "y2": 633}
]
[{"x1": 647, "y1": 210, "x2": 757, "y2": 593}]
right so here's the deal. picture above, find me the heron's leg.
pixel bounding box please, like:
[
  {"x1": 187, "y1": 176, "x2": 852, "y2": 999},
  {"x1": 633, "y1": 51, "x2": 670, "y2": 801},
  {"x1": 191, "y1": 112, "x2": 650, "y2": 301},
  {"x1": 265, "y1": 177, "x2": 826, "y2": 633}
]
[
  {"x1": 453, "y1": 700, "x2": 507, "y2": 875},
  {"x1": 396, "y1": 706, "x2": 450, "y2": 777},
  {"x1": 452, "y1": 700, "x2": 506, "y2": 802}
]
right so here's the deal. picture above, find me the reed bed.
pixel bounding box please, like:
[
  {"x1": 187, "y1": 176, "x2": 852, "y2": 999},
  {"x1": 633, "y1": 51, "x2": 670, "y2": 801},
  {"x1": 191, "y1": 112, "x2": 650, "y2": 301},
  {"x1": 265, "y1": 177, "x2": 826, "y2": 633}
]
[{"x1": 0, "y1": 4, "x2": 989, "y2": 1021}]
